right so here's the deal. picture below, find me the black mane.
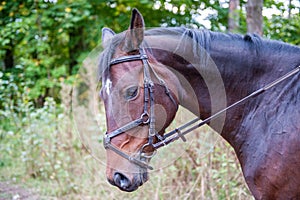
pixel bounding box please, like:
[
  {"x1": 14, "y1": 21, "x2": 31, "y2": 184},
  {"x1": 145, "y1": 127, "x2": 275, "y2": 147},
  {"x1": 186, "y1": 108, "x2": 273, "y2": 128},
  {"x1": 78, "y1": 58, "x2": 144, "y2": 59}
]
[{"x1": 98, "y1": 27, "x2": 299, "y2": 81}]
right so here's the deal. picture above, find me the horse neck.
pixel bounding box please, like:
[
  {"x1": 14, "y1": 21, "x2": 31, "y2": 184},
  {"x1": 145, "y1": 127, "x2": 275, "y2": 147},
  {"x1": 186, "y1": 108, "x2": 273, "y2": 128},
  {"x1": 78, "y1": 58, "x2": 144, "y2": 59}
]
[
  {"x1": 211, "y1": 34, "x2": 300, "y2": 91},
  {"x1": 148, "y1": 30, "x2": 300, "y2": 137}
]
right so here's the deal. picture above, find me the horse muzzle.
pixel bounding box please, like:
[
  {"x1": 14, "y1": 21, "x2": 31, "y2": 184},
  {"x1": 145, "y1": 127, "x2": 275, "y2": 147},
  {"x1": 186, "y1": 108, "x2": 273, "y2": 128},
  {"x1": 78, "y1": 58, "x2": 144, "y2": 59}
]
[{"x1": 107, "y1": 170, "x2": 148, "y2": 192}]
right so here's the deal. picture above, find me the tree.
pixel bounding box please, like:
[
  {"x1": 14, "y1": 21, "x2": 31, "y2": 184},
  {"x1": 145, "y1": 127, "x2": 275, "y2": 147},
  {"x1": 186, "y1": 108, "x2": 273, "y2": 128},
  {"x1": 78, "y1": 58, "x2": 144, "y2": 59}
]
[
  {"x1": 228, "y1": 0, "x2": 240, "y2": 32},
  {"x1": 0, "y1": 0, "x2": 299, "y2": 107},
  {"x1": 246, "y1": 0, "x2": 263, "y2": 35},
  {"x1": 0, "y1": 0, "x2": 210, "y2": 105},
  {"x1": 264, "y1": 0, "x2": 300, "y2": 45}
]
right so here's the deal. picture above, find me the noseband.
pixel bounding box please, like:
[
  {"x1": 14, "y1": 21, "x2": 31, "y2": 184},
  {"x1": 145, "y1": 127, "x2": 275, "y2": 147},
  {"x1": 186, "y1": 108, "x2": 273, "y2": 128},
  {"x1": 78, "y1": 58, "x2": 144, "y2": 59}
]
[
  {"x1": 103, "y1": 48, "x2": 177, "y2": 170},
  {"x1": 103, "y1": 47, "x2": 300, "y2": 171}
]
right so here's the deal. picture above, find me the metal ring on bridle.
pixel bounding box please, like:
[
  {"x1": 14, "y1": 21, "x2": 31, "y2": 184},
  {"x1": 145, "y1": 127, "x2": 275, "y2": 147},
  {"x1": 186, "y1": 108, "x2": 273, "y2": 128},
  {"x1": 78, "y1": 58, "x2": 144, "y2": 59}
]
[
  {"x1": 141, "y1": 112, "x2": 150, "y2": 124},
  {"x1": 140, "y1": 143, "x2": 157, "y2": 159}
]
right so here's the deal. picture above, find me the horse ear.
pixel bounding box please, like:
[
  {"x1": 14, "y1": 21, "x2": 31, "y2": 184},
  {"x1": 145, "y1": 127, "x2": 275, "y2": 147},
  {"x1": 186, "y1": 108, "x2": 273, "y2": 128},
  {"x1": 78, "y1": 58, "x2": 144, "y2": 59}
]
[
  {"x1": 122, "y1": 8, "x2": 145, "y2": 52},
  {"x1": 102, "y1": 27, "x2": 116, "y2": 48}
]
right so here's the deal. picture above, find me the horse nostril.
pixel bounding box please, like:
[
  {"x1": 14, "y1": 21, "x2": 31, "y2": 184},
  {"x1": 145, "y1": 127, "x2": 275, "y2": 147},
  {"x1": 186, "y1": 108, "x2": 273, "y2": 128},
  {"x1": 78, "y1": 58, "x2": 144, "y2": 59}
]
[{"x1": 114, "y1": 172, "x2": 131, "y2": 190}]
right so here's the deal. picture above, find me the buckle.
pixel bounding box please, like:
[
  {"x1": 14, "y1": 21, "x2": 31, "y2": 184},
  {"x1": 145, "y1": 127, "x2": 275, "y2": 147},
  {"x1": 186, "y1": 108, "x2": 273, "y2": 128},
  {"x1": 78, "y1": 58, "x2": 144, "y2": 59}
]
[
  {"x1": 140, "y1": 54, "x2": 148, "y2": 60},
  {"x1": 141, "y1": 112, "x2": 150, "y2": 124},
  {"x1": 176, "y1": 128, "x2": 187, "y2": 142},
  {"x1": 103, "y1": 134, "x2": 110, "y2": 149}
]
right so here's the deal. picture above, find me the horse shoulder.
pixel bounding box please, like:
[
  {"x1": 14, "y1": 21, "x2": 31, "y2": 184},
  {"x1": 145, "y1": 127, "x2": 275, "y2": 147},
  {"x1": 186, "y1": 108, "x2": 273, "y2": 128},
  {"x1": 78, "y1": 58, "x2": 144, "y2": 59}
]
[{"x1": 236, "y1": 95, "x2": 300, "y2": 199}]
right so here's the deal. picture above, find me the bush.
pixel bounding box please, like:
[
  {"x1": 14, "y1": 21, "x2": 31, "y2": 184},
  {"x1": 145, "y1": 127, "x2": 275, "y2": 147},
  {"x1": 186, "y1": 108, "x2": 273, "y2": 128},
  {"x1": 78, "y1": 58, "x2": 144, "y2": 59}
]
[{"x1": 0, "y1": 70, "x2": 79, "y2": 194}]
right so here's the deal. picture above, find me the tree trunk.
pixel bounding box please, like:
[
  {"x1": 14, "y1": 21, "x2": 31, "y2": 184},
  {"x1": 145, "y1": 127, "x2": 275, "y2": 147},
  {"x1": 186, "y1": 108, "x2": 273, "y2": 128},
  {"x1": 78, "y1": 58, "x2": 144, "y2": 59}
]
[
  {"x1": 4, "y1": 45, "x2": 14, "y2": 70},
  {"x1": 228, "y1": 0, "x2": 240, "y2": 33},
  {"x1": 68, "y1": 26, "x2": 84, "y2": 75},
  {"x1": 288, "y1": 0, "x2": 292, "y2": 19},
  {"x1": 246, "y1": 0, "x2": 263, "y2": 36}
]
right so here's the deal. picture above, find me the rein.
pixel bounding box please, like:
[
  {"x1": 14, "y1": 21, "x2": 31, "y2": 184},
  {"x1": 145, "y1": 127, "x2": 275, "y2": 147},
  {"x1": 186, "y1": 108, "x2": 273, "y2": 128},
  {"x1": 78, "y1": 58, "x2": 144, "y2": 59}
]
[
  {"x1": 154, "y1": 64, "x2": 300, "y2": 149},
  {"x1": 103, "y1": 47, "x2": 300, "y2": 170}
]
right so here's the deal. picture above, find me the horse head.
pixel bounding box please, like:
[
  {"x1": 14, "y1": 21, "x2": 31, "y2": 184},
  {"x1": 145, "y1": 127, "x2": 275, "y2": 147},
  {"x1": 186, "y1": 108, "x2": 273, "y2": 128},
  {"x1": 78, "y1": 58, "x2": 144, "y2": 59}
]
[{"x1": 100, "y1": 9, "x2": 180, "y2": 192}]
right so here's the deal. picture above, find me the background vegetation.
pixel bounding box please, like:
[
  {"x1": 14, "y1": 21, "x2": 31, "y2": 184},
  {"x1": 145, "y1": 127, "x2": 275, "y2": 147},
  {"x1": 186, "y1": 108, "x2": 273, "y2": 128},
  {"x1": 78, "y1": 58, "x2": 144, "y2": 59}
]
[{"x1": 0, "y1": 0, "x2": 299, "y2": 199}]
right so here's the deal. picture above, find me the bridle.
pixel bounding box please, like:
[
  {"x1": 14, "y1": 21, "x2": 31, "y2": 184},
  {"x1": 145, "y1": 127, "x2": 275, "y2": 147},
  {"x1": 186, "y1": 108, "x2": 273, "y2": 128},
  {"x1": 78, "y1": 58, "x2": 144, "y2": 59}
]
[
  {"x1": 103, "y1": 47, "x2": 300, "y2": 170},
  {"x1": 103, "y1": 47, "x2": 177, "y2": 170}
]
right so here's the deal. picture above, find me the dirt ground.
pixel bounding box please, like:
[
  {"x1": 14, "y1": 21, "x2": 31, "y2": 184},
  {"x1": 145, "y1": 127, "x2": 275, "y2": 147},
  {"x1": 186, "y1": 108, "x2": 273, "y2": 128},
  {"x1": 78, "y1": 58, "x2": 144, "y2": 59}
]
[{"x1": 0, "y1": 182, "x2": 40, "y2": 200}]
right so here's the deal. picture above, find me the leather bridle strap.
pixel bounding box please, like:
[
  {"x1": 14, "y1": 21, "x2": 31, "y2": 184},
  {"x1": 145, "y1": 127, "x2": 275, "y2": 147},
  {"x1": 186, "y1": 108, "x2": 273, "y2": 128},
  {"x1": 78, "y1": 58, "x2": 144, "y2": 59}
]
[
  {"x1": 103, "y1": 117, "x2": 145, "y2": 145},
  {"x1": 104, "y1": 138, "x2": 153, "y2": 170},
  {"x1": 110, "y1": 54, "x2": 143, "y2": 66},
  {"x1": 140, "y1": 47, "x2": 156, "y2": 145}
]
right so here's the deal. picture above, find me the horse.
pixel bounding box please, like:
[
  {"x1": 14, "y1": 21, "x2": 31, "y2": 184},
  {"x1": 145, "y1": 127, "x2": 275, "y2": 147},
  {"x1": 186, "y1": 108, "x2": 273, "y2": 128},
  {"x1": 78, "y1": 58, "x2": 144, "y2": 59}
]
[{"x1": 99, "y1": 9, "x2": 300, "y2": 199}]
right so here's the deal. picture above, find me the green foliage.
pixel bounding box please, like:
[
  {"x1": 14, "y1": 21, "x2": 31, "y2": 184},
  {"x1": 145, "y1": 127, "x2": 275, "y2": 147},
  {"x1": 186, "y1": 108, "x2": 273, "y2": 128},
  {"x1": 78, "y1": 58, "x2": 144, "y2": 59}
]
[
  {"x1": 264, "y1": 8, "x2": 300, "y2": 44},
  {"x1": 0, "y1": 74, "x2": 78, "y2": 195},
  {"x1": 1, "y1": 0, "x2": 299, "y2": 104}
]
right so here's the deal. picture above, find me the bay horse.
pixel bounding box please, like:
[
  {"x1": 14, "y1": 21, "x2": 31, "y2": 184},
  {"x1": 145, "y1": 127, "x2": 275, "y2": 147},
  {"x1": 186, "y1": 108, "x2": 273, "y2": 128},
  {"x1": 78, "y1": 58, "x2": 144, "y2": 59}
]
[{"x1": 99, "y1": 9, "x2": 300, "y2": 199}]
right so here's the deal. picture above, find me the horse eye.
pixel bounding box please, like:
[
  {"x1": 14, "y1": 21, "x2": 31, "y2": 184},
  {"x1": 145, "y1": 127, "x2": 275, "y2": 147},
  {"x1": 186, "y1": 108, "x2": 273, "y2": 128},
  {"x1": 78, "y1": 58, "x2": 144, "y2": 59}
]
[{"x1": 124, "y1": 86, "x2": 138, "y2": 100}]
